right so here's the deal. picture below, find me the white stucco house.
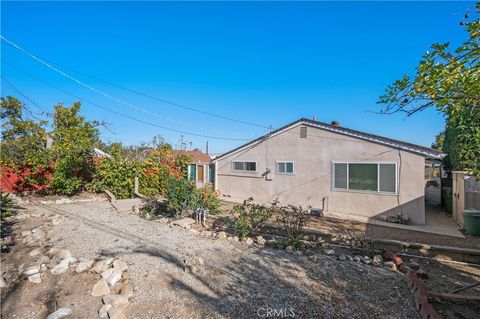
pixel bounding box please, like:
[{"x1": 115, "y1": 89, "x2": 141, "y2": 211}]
[{"x1": 213, "y1": 118, "x2": 443, "y2": 224}]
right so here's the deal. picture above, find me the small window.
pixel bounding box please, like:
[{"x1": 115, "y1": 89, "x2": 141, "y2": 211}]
[
  {"x1": 333, "y1": 162, "x2": 397, "y2": 194},
  {"x1": 232, "y1": 161, "x2": 257, "y2": 172},
  {"x1": 277, "y1": 161, "x2": 294, "y2": 174},
  {"x1": 300, "y1": 126, "x2": 307, "y2": 138}
]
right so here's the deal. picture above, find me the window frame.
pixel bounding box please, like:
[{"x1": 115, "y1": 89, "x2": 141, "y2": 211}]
[
  {"x1": 276, "y1": 160, "x2": 295, "y2": 175},
  {"x1": 331, "y1": 161, "x2": 398, "y2": 195},
  {"x1": 231, "y1": 160, "x2": 258, "y2": 173}
]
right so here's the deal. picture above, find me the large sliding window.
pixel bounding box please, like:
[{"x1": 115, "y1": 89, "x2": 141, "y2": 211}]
[{"x1": 333, "y1": 162, "x2": 397, "y2": 194}]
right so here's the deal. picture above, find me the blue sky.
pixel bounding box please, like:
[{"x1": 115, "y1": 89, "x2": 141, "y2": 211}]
[{"x1": 0, "y1": 1, "x2": 474, "y2": 154}]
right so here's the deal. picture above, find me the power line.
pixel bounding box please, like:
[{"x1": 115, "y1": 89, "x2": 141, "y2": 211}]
[
  {"x1": 40, "y1": 58, "x2": 269, "y2": 129},
  {"x1": 1, "y1": 75, "x2": 49, "y2": 114},
  {"x1": 1, "y1": 61, "x2": 251, "y2": 141},
  {"x1": 0, "y1": 35, "x2": 268, "y2": 133}
]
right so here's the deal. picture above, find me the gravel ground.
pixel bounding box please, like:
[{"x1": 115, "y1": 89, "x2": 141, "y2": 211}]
[{"x1": 4, "y1": 201, "x2": 421, "y2": 319}]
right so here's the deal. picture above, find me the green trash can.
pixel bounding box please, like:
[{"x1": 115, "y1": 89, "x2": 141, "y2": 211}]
[
  {"x1": 463, "y1": 210, "x2": 480, "y2": 236},
  {"x1": 444, "y1": 191, "x2": 453, "y2": 214}
]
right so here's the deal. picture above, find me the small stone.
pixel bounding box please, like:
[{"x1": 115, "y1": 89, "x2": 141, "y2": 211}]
[
  {"x1": 64, "y1": 257, "x2": 77, "y2": 265},
  {"x1": 39, "y1": 255, "x2": 51, "y2": 264},
  {"x1": 113, "y1": 259, "x2": 128, "y2": 272},
  {"x1": 255, "y1": 235, "x2": 266, "y2": 246},
  {"x1": 200, "y1": 231, "x2": 213, "y2": 238},
  {"x1": 285, "y1": 246, "x2": 294, "y2": 254},
  {"x1": 294, "y1": 250, "x2": 303, "y2": 256},
  {"x1": 373, "y1": 255, "x2": 383, "y2": 266},
  {"x1": 108, "y1": 304, "x2": 126, "y2": 319},
  {"x1": 101, "y1": 269, "x2": 114, "y2": 279},
  {"x1": 172, "y1": 218, "x2": 196, "y2": 228},
  {"x1": 20, "y1": 230, "x2": 32, "y2": 237},
  {"x1": 51, "y1": 260, "x2": 69, "y2": 274},
  {"x1": 353, "y1": 256, "x2": 361, "y2": 262},
  {"x1": 75, "y1": 261, "x2": 92, "y2": 273},
  {"x1": 106, "y1": 270, "x2": 122, "y2": 286},
  {"x1": 91, "y1": 279, "x2": 110, "y2": 297},
  {"x1": 29, "y1": 248, "x2": 43, "y2": 257},
  {"x1": 244, "y1": 238, "x2": 253, "y2": 245},
  {"x1": 384, "y1": 261, "x2": 397, "y2": 271},
  {"x1": 58, "y1": 249, "x2": 72, "y2": 260},
  {"x1": 196, "y1": 257, "x2": 205, "y2": 265},
  {"x1": 25, "y1": 265, "x2": 40, "y2": 276},
  {"x1": 361, "y1": 256, "x2": 372, "y2": 265},
  {"x1": 28, "y1": 273, "x2": 41, "y2": 284},
  {"x1": 324, "y1": 249, "x2": 336, "y2": 255},
  {"x1": 102, "y1": 294, "x2": 129, "y2": 306},
  {"x1": 92, "y1": 259, "x2": 113, "y2": 273},
  {"x1": 46, "y1": 308, "x2": 72, "y2": 319},
  {"x1": 217, "y1": 231, "x2": 227, "y2": 240},
  {"x1": 186, "y1": 265, "x2": 198, "y2": 274},
  {"x1": 98, "y1": 304, "x2": 111, "y2": 319},
  {"x1": 120, "y1": 284, "x2": 134, "y2": 298},
  {"x1": 409, "y1": 261, "x2": 420, "y2": 271},
  {"x1": 47, "y1": 248, "x2": 61, "y2": 257},
  {"x1": 338, "y1": 254, "x2": 347, "y2": 261}
]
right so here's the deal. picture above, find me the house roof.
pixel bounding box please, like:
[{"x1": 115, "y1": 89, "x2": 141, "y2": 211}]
[
  {"x1": 172, "y1": 150, "x2": 211, "y2": 163},
  {"x1": 214, "y1": 118, "x2": 444, "y2": 161}
]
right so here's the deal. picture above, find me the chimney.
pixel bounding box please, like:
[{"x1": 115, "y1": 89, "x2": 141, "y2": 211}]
[
  {"x1": 312, "y1": 115, "x2": 317, "y2": 121},
  {"x1": 331, "y1": 120, "x2": 340, "y2": 127}
]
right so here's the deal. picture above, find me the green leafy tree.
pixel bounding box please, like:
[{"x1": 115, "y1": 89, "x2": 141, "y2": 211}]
[
  {"x1": 0, "y1": 96, "x2": 51, "y2": 189},
  {"x1": 378, "y1": 5, "x2": 480, "y2": 177},
  {"x1": 50, "y1": 102, "x2": 100, "y2": 195}
]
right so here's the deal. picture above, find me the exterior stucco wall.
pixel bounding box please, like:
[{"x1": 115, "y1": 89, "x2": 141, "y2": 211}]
[{"x1": 215, "y1": 125, "x2": 426, "y2": 224}]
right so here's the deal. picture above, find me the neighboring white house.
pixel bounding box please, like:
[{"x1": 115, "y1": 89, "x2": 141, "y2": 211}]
[{"x1": 213, "y1": 118, "x2": 443, "y2": 224}]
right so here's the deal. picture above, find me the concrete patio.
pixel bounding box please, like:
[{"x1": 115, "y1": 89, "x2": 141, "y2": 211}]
[{"x1": 324, "y1": 204, "x2": 465, "y2": 238}]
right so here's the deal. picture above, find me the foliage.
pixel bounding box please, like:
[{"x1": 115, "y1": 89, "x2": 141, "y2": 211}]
[
  {"x1": 139, "y1": 146, "x2": 190, "y2": 197},
  {"x1": 345, "y1": 230, "x2": 377, "y2": 258},
  {"x1": 139, "y1": 197, "x2": 170, "y2": 220},
  {"x1": 431, "y1": 131, "x2": 445, "y2": 150},
  {"x1": 197, "y1": 184, "x2": 221, "y2": 214},
  {"x1": 89, "y1": 144, "x2": 141, "y2": 199},
  {"x1": 0, "y1": 96, "x2": 51, "y2": 190},
  {"x1": 275, "y1": 205, "x2": 310, "y2": 250},
  {"x1": 378, "y1": 6, "x2": 480, "y2": 177},
  {"x1": 233, "y1": 198, "x2": 278, "y2": 239},
  {"x1": 50, "y1": 103, "x2": 100, "y2": 195},
  {"x1": 426, "y1": 180, "x2": 439, "y2": 188},
  {"x1": 0, "y1": 190, "x2": 24, "y2": 219},
  {"x1": 164, "y1": 177, "x2": 201, "y2": 216}
]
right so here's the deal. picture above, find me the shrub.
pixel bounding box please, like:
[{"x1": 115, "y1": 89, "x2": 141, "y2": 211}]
[
  {"x1": 276, "y1": 205, "x2": 310, "y2": 250},
  {"x1": 233, "y1": 198, "x2": 278, "y2": 239},
  {"x1": 165, "y1": 177, "x2": 201, "y2": 217},
  {"x1": 90, "y1": 151, "x2": 140, "y2": 199},
  {"x1": 0, "y1": 190, "x2": 24, "y2": 219},
  {"x1": 198, "y1": 185, "x2": 221, "y2": 214},
  {"x1": 139, "y1": 197, "x2": 170, "y2": 219}
]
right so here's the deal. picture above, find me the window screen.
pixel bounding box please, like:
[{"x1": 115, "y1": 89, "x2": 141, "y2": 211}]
[
  {"x1": 233, "y1": 162, "x2": 244, "y2": 171},
  {"x1": 379, "y1": 164, "x2": 396, "y2": 192},
  {"x1": 348, "y1": 163, "x2": 378, "y2": 191},
  {"x1": 334, "y1": 163, "x2": 348, "y2": 189},
  {"x1": 245, "y1": 162, "x2": 256, "y2": 171}
]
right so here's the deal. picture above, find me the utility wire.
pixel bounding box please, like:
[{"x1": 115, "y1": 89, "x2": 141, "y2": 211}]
[
  {"x1": 1, "y1": 75, "x2": 49, "y2": 114},
  {"x1": 39, "y1": 57, "x2": 269, "y2": 129},
  {"x1": 0, "y1": 35, "x2": 263, "y2": 137},
  {"x1": 1, "y1": 61, "x2": 251, "y2": 141}
]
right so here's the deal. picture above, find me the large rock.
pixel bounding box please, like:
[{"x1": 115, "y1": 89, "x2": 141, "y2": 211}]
[
  {"x1": 92, "y1": 259, "x2": 113, "y2": 273},
  {"x1": 113, "y1": 259, "x2": 128, "y2": 272},
  {"x1": 244, "y1": 238, "x2": 254, "y2": 245},
  {"x1": 0, "y1": 277, "x2": 6, "y2": 288},
  {"x1": 46, "y1": 308, "x2": 72, "y2": 319},
  {"x1": 101, "y1": 268, "x2": 114, "y2": 279},
  {"x1": 29, "y1": 248, "x2": 43, "y2": 257},
  {"x1": 372, "y1": 255, "x2": 383, "y2": 266},
  {"x1": 58, "y1": 249, "x2": 72, "y2": 260},
  {"x1": 91, "y1": 279, "x2": 110, "y2": 297},
  {"x1": 172, "y1": 218, "x2": 196, "y2": 228},
  {"x1": 255, "y1": 236, "x2": 266, "y2": 246},
  {"x1": 120, "y1": 284, "x2": 134, "y2": 298}
]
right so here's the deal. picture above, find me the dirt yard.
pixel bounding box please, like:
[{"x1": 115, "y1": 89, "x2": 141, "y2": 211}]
[{"x1": 1, "y1": 199, "x2": 478, "y2": 319}]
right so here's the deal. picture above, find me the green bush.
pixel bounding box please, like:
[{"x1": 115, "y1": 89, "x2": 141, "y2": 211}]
[
  {"x1": 165, "y1": 177, "x2": 201, "y2": 216},
  {"x1": 233, "y1": 198, "x2": 278, "y2": 239},
  {"x1": 276, "y1": 205, "x2": 310, "y2": 250},
  {"x1": 90, "y1": 155, "x2": 140, "y2": 199},
  {"x1": 198, "y1": 185, "x2": 221, "y2": 214},
  {"x1": 0, "y1": 191, "x2": 24, "y2": 219}
]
